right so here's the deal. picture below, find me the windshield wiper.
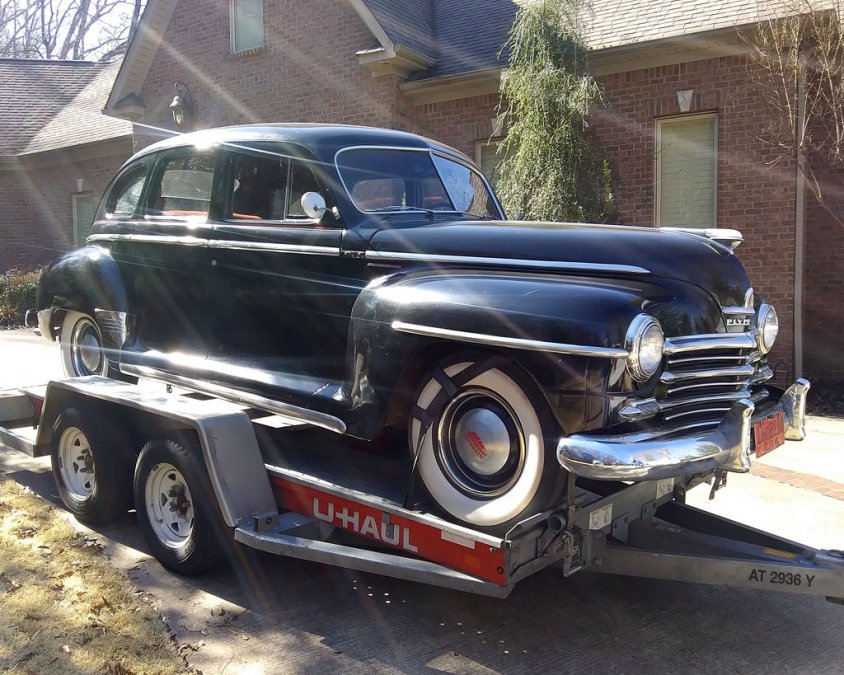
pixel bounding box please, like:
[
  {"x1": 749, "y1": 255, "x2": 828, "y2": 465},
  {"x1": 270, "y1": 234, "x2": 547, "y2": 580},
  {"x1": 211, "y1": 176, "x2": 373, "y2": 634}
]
[
  {"x1": 461, "y1": 212, "x2": 498, "y2": 221},
  {"x1": 378, "y1": 205, "x2": 436, "y2": 219}
]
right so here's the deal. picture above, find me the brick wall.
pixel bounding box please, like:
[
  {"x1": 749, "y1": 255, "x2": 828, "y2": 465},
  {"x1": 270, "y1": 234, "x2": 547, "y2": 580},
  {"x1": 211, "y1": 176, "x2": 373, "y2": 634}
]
[
  {"x1": 803, "y1": 170, "x2": 844, "y2": 382},
  {"x1": 405, "y1": 94, "x2": 501, "y2": 159},
  {"x1": 594, "y1": 56, "x2": 798, "y2": 379},
  {"x1": 137, "y1": 0, "x2": 402, "y2": 137},
  {"x1": 0, "y1": 142, "x2": 131, "y2": 273}
]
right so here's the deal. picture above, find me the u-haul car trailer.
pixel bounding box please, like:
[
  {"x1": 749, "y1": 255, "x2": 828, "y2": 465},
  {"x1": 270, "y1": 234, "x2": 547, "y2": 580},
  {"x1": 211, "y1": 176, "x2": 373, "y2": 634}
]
[{"x1": 0, "y1": 376, "x2": 842, "y2": 602}]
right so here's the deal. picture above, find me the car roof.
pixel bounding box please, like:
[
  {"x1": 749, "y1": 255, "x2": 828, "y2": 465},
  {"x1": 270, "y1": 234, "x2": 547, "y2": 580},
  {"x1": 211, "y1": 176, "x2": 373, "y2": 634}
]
[{"x1": 134, "y1": 123, "x2": 473, "y2": 166}]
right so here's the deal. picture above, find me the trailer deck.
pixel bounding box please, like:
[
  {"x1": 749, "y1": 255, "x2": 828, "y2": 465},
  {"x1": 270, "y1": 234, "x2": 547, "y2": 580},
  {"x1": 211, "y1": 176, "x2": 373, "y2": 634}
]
[{"x1": 0, "y1": 376, "x2": 842, "y2": 602}]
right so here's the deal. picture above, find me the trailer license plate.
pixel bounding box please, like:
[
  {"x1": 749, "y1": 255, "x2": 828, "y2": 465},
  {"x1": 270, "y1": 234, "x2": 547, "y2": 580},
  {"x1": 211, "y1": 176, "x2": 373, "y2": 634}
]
[{"x1": 753, "y1": 411, "x2": 785, "y2": 458}]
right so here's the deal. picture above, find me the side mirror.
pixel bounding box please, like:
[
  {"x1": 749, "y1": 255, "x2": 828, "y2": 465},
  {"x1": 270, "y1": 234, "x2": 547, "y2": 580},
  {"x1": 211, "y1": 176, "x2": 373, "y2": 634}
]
[{"x1": 300, "y1": 192, "x2": 327, "y2": 220}]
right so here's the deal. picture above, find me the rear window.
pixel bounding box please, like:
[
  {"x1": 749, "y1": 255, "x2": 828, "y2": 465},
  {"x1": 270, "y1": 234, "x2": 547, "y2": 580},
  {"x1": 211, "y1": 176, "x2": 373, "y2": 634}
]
[{"x1": 98, "y1": 162, "x2": 149, "y2": 219}]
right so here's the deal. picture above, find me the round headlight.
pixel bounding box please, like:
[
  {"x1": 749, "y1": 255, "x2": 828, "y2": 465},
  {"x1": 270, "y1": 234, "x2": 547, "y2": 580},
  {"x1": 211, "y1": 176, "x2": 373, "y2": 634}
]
[
  {"x1": 626, "y1": 314, "x2": 664, "y2": 382},
  {"x1": 758, "y1": 303, "x2": 779, "y2": 353}
]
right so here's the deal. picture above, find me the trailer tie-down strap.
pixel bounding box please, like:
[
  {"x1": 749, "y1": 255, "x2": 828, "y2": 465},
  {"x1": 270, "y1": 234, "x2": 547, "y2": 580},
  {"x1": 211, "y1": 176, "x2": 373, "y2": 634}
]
[{"x1": 403, "y1": 354, "x2": 512, "y2": 509}]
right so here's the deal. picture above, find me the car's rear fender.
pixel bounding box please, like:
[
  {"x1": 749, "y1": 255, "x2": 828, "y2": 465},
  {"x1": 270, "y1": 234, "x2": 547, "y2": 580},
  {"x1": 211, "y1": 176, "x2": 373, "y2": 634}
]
[{"x1": 36, "y1": 246, "x2": 130, "y2": 343}]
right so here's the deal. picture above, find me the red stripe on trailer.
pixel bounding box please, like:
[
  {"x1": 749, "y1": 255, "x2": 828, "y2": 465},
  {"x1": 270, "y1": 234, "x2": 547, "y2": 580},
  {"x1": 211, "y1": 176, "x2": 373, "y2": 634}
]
[{"x1": 272, "y1": 476, "x2": 507, "y2": 585}]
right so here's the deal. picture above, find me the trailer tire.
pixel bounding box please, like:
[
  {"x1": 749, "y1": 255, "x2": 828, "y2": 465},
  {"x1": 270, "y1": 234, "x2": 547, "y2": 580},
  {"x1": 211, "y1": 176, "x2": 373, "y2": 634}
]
[
  {"x1": 409, "y1": 358, "x2": 566, "y2": 534},
  {"x1": 51, "y1": 408, "x2": 132, "y2": 525},
  {"x1": 134, "y1": 436, "x2": 225, "y2": 576}
]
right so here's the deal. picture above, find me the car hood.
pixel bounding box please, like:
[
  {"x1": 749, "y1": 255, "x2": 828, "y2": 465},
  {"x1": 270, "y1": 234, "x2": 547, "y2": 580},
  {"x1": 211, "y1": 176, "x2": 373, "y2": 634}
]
[{"x1": 367, "y1": 220, "x2": 751, "y2": 308}]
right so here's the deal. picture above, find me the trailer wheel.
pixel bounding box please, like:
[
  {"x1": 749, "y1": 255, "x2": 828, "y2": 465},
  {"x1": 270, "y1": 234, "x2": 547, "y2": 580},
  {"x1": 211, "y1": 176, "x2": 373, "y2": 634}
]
[
  {"x1": 409, "y1": 359, "x2": 566, "y2": 534},
  {"x1": 134, "y1": 436, "x2": 224, "y2": 576},
  {"x1": 51, "y1": 408, "x2": 132, "y2": 525}
]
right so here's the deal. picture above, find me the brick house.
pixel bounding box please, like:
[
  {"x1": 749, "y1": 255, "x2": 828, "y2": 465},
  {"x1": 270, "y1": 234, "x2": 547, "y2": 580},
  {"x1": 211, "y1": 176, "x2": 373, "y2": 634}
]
[
  {"x1": 0, "y1": 59, "x2": 133, "y2": 273},
  {"x1": 97, "y1": 0, "x2": 841, "y2": 384}
]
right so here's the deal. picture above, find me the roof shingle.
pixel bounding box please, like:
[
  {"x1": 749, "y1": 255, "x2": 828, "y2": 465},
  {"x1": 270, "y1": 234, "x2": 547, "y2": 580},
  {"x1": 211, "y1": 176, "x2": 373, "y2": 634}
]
[
  {"x1": 0, "y1": 59, "x2": 131, "y2": 156},
  {"x1": 363, "y1": 0, "x2": 808, "y2": 81}
]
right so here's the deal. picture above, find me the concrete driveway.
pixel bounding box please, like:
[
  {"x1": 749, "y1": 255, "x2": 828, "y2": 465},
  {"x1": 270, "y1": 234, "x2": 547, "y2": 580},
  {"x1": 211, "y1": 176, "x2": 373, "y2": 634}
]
[{"x1": 2, "y1": 328, "x2": 844, "y2": 674}]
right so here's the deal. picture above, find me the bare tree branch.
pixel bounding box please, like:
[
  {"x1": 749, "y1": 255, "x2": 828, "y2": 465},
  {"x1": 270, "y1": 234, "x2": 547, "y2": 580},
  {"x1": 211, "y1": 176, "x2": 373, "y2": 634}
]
[
  {"x1": 0, "y1": 0, "x2": 146, "y2": 61},
  {"x1": 743, "y1": 0, "x2": 844, "y2": 228}
]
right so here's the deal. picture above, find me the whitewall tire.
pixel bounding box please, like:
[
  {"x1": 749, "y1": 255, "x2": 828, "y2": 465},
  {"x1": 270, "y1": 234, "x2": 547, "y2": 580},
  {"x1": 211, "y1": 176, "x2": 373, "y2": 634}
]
[{"x1": 409, "y1": 360, "x2": 565, "y2": 533}]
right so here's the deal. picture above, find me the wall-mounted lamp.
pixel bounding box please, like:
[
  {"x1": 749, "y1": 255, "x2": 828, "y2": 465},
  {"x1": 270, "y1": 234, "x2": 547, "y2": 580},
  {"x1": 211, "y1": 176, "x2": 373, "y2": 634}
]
[{"x1": 169, "y1": 81, "x2": 195, "y2": 129}]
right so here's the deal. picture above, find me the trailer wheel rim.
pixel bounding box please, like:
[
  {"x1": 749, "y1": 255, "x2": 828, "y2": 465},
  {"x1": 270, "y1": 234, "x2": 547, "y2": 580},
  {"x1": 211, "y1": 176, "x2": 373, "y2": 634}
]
[
  {"x1": 145, "y1": 462, "x2": 195, "y2": 548},
  {"x1": 58, "y1": 427, "x2": 96, "y2": 500},
  {"x1": 436, "y1": 388, "x2": 525, "y2": 498},
  {"x1": 70, "y1": 317, "x2": 105, "y2": 376}
]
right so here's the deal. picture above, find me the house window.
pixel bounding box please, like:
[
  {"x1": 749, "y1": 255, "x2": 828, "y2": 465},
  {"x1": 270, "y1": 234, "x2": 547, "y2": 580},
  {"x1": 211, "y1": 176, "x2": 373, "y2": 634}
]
[
  {"x1": 476, "y1": 139, "x2": 503, "y2": 189},
  {"x1": 656, "y1": 114, "x2": 717, "y2": 228},
  {"x1": 231, "y1": 0, "x2": 263, "y2": 53}
]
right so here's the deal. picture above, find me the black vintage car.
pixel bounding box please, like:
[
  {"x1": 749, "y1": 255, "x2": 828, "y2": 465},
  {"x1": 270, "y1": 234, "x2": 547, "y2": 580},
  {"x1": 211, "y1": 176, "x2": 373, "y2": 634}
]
[{"x1": 37, "y1": 124, "x2": 809, "y2": 533}]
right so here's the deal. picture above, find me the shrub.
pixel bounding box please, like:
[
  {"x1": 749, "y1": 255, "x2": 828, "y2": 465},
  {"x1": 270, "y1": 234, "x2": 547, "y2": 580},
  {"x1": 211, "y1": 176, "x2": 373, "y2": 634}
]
[{"x1": 0, "y1": 268, "x2": 42, "y2": 327}]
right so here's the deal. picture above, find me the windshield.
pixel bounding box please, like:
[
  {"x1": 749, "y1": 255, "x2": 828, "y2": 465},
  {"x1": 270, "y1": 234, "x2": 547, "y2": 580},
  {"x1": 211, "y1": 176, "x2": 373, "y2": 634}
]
[{"x1": 336, "y1": 148, "x2": 500, "y2": 219}]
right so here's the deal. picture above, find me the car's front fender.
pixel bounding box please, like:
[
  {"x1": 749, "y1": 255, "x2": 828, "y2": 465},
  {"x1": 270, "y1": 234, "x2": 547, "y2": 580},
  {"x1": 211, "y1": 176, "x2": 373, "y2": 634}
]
[{"x1": 341, "y1": 269, "x2": 724, "y2": 438}]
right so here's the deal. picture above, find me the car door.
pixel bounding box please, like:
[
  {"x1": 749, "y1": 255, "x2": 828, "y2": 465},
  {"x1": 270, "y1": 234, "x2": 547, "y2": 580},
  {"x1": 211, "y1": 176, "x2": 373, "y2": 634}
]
[
  {"x1": 118, "y1": 147, "x2": 217, "y2": 379},
  {"x1": 203, "y1": 143, "x2": 358, "y2": 400}
]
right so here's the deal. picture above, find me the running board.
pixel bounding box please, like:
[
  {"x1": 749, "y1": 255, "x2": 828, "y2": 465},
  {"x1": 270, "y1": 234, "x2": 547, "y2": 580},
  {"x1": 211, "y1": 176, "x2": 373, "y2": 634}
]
[{"x1": 234, "y1": 527, "x2": 512, "y2": 598}]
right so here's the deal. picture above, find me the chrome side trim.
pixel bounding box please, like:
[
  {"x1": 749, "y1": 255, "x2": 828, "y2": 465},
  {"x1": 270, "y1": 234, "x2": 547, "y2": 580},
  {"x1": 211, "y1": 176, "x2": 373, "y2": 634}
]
[
  {"x1": 557, "y1": 399, "x2": 755, "y2": 481},
  {"x1": 663, "y1": 331, "x2": 759, "y2": 354},
  {"x1": 130, "y1": 234, "x2": 208, "y2": 247},
  {"x1": 207, "y1": 240, "x2": 340, "y2": 255},
  {"x1": 119, "y1": 363, "x2": 347, "y2": 434},
  {"x1": 87, "y1": 233, "x2": 126, "y2": 243},
  {"x1": 88, "y1": 233, "x2": 341, "y2": 256},
  {"x1": 89, "y1": 233, "x2": 207, "y2": 247},
  {"x1": 368, "y1": 250, "x2": 650, "y2": 275},
  {"x1": 391, "y1": 321, "x2": 629, "y2": 359}
]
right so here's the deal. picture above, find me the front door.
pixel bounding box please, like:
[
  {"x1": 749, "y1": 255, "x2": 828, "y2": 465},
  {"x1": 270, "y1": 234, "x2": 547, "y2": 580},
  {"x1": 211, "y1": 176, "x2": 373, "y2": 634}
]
[{"x1": 203, "y1": 143, "x2": 360, "y2": 400}]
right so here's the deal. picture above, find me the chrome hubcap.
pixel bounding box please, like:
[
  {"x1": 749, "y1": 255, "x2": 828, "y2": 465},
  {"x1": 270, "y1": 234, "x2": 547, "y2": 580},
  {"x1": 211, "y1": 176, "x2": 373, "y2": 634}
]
[
  {"x1": 58, "y1": 427, "x2": 95, "y2": 500},
  {"x1": 145, "y1": 463, "x2": 194, "y2": 547},
  {"x1": 437, "y1": 389, "x2": 525, "y2": 498},
  {"x1": 71, "y1": 319, "x2": 104, "y2": 375}
]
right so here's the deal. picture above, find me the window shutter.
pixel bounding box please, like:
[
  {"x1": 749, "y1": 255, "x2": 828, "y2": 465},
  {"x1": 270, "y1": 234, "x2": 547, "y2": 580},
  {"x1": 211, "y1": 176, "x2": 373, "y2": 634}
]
[{"x1": 657, "y1": 115, "x2": 716, "y2": 227}]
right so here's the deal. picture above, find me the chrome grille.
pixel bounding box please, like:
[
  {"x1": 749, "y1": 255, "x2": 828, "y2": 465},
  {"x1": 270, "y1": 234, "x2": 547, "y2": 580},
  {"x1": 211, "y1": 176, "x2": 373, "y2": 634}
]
[{"x1": 655, "y1": 332, "x2": 772, "y2": 433}]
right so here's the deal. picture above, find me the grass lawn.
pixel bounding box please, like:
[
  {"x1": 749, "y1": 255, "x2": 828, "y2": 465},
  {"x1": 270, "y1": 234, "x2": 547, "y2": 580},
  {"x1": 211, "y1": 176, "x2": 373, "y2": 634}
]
[{"x1": 0, "y1": 475, "x2": 191, "y2": 674}]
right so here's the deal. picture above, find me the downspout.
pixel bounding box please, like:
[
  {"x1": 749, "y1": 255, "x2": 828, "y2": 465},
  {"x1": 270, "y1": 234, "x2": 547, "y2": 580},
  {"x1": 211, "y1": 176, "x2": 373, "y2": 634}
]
[{"x1": 794, "y1": 59, "x2": 806, "y2": 378}]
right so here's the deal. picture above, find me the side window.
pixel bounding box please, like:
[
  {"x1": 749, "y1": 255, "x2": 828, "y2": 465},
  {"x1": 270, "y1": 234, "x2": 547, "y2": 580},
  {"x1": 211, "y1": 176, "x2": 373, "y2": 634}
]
[
  {"x1": 227, "y1": 151, "x2": 289, "y2": 221},
  {"x1": 287, "y1": 160, "x2": 323, "y2": 219},
  {"x1": 97, "y1": 161, "x2": 149, "y2": 219},
  {"x1": 231, "y1": 0, "x2": 263, "y2": 53},
  {"x1": 148, "y1": 152, "x2": 215, "y2": 217}
]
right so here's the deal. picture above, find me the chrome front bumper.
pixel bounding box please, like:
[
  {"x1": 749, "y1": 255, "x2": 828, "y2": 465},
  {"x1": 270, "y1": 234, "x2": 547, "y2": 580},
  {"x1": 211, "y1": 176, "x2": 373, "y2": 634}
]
[{"x1": 556, "y1": 378, "x2": 810, "y2": 481}]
